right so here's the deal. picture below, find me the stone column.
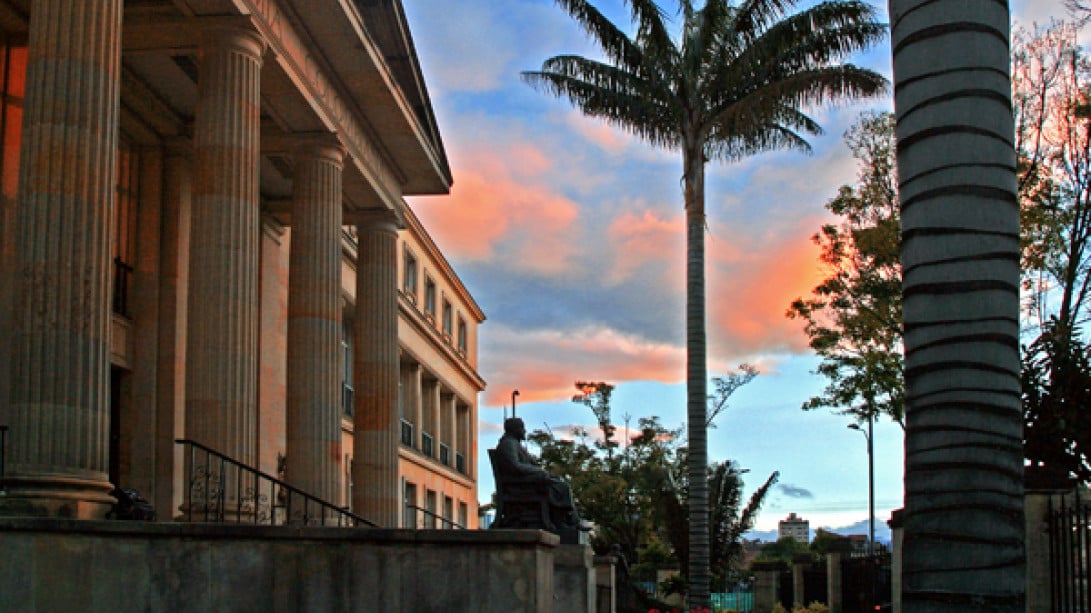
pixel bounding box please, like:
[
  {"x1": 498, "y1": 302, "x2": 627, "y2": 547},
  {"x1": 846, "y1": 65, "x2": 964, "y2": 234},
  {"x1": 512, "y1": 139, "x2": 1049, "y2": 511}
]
[
  {"x1": 184, "y1": 23, "x2": 265, "y2": 517},
  {"x1": 1, "y1": 0, "x2": 122, "y2": 518},
  {"x1": 826, "y1": 553, "x2": 844, "y2": 613},
  {"x1": 352, "y1": 210, "x2": 401, "y2": 527},
  {"x1": 752, "y1": 566, "x2": 780, "y2": 613},
  {"x1": 155, "y1": 138, "x2": 192, "y2": 518},
  {"x1": 285, "y1": 137, "x2": 345, "y2": 514}
]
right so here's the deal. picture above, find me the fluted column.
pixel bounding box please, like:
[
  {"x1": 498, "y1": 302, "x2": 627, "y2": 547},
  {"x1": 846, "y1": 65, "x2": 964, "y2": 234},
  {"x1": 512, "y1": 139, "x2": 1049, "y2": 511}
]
[
  {"x1": 285, "y1": 137, "x2": 345, "y2": 515},
  {"x1": 184, "y1": 24, "x2": 265, "y2": 515},
  {"x1": 352, "y1": 211, "x2": 401, "y2": 527},
  {"x1": 1, "y1": 0, "x2": 121, "y2": 518}
]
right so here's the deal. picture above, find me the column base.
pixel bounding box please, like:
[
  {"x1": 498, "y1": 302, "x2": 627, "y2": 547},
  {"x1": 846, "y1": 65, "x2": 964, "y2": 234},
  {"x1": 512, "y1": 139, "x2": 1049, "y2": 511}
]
[{"x1": 0, "y1": 474, "x2": 115, "y2": 519}]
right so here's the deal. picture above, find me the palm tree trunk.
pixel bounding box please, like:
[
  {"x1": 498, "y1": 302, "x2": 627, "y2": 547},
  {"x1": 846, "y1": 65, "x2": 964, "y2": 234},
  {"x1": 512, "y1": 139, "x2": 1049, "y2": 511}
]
[
  {"x1": 684, "y1": 144, "x2": 710, "y2": 609},
  {"x1": 889, "y1": 1, "x2": 1024, "y2": 610}
]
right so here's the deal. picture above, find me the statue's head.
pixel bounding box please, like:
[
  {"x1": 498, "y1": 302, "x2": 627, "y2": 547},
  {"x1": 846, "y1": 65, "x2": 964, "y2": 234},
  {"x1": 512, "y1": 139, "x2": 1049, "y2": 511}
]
[{"x1": 503, "y1": 417, "x2": 526, "y2": 439}]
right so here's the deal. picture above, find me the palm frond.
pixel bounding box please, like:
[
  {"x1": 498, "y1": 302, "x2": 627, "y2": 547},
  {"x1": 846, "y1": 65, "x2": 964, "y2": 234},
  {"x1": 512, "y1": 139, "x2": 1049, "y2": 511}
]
[
  {"x1": 733, "y1": 0, "x2": 800, "y2": 37},
  {"x1": 554, "y1": 0, "x2": 648, "y2": 73},
  {"x1": 707, "y1": 5, "x2": 886, "y2": 100},
  {"x1": 522, "y1": 61, "x2": 681, "y2": 149}
]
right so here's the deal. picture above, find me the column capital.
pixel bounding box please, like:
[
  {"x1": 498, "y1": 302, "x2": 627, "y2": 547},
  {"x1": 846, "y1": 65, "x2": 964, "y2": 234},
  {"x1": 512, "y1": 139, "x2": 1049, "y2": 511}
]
[
  {"x1": 289, "y1": 133, "x2": 346, "y2": 168},
  {"x1": 348, "y1": 206, "x2": 404, "y2": 233},
  {"x1": 199, "y1": 18, "x2": 266, "y2": 61}
]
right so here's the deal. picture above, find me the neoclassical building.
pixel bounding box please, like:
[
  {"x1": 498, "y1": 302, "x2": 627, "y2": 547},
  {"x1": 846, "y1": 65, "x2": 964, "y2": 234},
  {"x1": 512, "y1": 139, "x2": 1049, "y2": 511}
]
[{"x1": 0, "y1": 0, "x2": 484, "y2": 528}]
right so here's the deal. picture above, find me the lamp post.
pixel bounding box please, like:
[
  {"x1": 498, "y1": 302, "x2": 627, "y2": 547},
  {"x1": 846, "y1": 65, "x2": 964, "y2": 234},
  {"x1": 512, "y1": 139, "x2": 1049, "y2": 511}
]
[
  {"x1": 511, "y1": 389, "x2": 520, "y2": 418},
  {"x1": 848, "y1": 411, "x2": 876, "y2": 608}
]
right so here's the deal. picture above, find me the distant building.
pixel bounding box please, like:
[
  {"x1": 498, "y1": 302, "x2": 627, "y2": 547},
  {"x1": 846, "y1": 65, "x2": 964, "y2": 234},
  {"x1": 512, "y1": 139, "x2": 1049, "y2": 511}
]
[{"x1": 779, "y1": 512, "x2": 810, "y2": 543}]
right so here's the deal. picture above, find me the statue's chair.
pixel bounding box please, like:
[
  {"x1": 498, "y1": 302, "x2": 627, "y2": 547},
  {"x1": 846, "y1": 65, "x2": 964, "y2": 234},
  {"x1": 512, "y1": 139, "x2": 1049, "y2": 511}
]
[{"x1": 487, "y1": 448, "x2": 552, "y2": 530}]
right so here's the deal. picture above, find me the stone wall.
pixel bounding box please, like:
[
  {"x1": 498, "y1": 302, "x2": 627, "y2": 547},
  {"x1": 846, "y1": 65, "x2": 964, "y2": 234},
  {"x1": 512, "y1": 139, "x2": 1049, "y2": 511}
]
[{"x1": 0, "y1": 519, "x2": 558, "y2": 612}]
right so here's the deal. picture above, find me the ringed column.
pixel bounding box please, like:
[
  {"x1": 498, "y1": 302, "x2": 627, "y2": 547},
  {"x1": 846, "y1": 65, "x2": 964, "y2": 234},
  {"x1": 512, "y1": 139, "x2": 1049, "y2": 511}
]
[
  {"x1": 352, "y1": 210, "x2": 402, "y2": 527},
  {"x1": 2, "y1": 0, "x2": 122, "y2": 518},
  {"x1": 285, "y1": 137, "x2": 345, "y2": 516},
  {"x1": 184, "y1": 24, "x2": 265, "y2": 492}
]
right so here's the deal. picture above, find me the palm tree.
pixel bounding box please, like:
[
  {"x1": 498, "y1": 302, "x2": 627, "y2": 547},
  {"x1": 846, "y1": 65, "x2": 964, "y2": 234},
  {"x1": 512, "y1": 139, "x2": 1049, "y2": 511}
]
[
  {"x1": 523, "y1": 1, "x2": 885, "y2": 605},
  {"x1": 888, "y1": 1, "x2": 1024, "y2": 610}
]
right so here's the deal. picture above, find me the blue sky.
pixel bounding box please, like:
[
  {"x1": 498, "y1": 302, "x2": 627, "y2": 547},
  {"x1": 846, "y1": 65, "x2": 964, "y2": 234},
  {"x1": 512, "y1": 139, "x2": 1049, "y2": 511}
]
[{"x1": 403, "y1": 0, "x2": 1072, "y2": 536}]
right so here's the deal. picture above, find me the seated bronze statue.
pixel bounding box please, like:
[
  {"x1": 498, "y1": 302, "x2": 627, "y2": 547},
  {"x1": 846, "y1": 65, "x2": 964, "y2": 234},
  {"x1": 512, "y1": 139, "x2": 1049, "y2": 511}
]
[{"x1": 489, "y1": 417, "x2": 590, "y2": 543}]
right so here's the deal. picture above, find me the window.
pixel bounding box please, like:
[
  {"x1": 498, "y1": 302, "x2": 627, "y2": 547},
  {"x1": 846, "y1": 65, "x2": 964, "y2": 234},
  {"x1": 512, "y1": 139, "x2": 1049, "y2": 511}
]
[
  {"x1": 113, "y1": 139, "x2": 139, "y2": 318},
  {"x1": 404, "y1": 482, "x2": 417, "y2": 528},
  {"x1": 457, "y1": 317, "x2": 468, "y2": 355},
  {"x1": 458, "y1": 502, "x2": 468, "y2": 529},
  {"x1": 442, "y1": 299, "x2": 453, "y2": 338},
  {"x1": 424, "y1": 277, "x2": 437, "y2": 320},
  {"x1": 342, "y1": 319, "x2": 354, "y2": 417},
  {"x1": 443, "y1": 496, "x2": 454, "y2": 529},
  {"x1": 425, "y1": 490, "x2": 437, "y2": 529},
  {"x1": 403, "y1": 248, "x2": 418, "y2": 299}
]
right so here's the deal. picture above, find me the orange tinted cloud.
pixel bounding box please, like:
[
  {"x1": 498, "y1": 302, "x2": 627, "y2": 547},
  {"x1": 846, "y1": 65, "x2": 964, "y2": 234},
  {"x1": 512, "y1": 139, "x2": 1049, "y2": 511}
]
[
  {"x1": 411, "y1": 146, "x2": 581, "y2": 277},
  {"x1": 606, "y1": 209, "x2": 684, "y2": 285},
  {"x1": 482, "y1": 324, "x2": 684, "y2": 406},
  {"x1": 708, "y1": 224, "x2": 827, "y2": 356}
]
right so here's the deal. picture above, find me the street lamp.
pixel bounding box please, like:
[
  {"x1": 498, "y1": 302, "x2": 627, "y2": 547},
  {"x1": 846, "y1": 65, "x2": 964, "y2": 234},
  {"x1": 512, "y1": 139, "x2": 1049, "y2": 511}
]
[
  {"x1": 511, "y1": 389, "x2": 520, "y2": 418},
  {"x1": 848, "y1": 411, "x2": 876, "y2": 609}
]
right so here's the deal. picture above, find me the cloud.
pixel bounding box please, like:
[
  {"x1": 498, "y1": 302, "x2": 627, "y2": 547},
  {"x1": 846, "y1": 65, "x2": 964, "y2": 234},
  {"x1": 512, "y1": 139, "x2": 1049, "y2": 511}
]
[
  {"x1": 480, "y1": 323, "x2": 685, "y2": 405},
  {"x1": 605, "y1": 209, "x2": 684, "y2": 285},
  {"x1": 479, "y1": 421, "x2": 503, "y2": 435},
  {"x1": 777, "y1": 483, "x2": 815, "y2": 499},
  {"x1": 411, "y1": 144, "x2": 581, "y2": 278},
  {"x1": 707, "y1": 222, "x2": 828, "y2": 359}
]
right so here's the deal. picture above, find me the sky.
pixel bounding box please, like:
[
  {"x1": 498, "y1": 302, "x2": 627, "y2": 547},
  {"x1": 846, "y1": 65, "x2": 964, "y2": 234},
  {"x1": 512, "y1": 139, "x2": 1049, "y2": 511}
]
[{"x1": 402, "y1": 0, "x2": 1075, "y2": 539}]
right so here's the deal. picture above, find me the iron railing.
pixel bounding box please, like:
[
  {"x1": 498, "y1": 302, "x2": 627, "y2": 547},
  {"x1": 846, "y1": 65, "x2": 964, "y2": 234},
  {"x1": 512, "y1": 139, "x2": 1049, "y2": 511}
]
[
  {"x1": 176, "y1": 438, "x2": 374, "y2": 527},
  {"x1": 1050, "y1": 494, "x2": 1090, "y2": 612},
  {"x1": 407, "y1": 504, "x2": 465, "y2": 529}
]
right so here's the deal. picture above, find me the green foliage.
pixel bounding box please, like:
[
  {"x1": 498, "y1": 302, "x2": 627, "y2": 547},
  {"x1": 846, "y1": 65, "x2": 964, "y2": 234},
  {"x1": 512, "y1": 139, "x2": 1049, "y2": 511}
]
[
  {"x1": 532, "y1": 377, "x2": 775, "y2": 591},
  {"x1": 756, "y1": 536, "x2": 813, "y2": 565},
  {"x1": 809, "y1": 529, "x2": 850, "y2": 556},
  {"x1": 1022, "y1": 319, "x2": 1091, "y2": 482},
  {"x1": 786, "y1": 111, "x2": 904, "y2": 426}
]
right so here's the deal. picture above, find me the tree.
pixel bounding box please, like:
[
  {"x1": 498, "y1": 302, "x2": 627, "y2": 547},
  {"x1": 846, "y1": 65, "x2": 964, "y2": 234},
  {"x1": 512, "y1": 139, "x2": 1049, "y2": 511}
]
[
  {"x1": 657, "y1": 459, "x2": 779, "y2": 589},
  {"x1": 523, "y1": 2, "x2": 886, "y2": 605},
  {"x1": 889, "y1": 1, "x2": 1024, "y2": 610},
  {"x1": 707, "y1": 363, "x2": 758, "y2": 427},
  {"x1": 572, "y1": 381, "x2": 619, "y2": 457},
  {"x1": 787, "y1": 111, "x2": 904, "y2": 427},
  {"x1": 1012, "y1": 21, "x2": 1091, "y2": 484},
  {"x1": 755, "y1": 535, "x2": 812, "y2": 565}
]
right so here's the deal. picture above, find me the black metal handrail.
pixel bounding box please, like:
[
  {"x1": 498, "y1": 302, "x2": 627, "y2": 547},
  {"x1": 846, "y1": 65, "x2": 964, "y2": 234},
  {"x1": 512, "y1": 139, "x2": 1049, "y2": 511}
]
[
  {"x1": 407, "y1": 504, "x2": 465, "y2": 529},
  {"x1": 176, "y1": 438, "x2": 375, "y2": 527}
]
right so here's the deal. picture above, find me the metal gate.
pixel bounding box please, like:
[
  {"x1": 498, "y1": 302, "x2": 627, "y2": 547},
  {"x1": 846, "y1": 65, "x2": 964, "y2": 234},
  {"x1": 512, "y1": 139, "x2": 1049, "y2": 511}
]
[
  {"x1": 841, "y1": 553, "x2": 892, "y2": 613},
  {"x1": 1049, "y1": 496, "x2": 1091, "y2": 612}
]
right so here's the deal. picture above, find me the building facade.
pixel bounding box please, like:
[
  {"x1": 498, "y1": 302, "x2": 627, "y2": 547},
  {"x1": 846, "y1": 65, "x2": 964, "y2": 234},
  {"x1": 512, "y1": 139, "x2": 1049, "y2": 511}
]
[
  {"x1": 778, "y1": 512, "x2": 810, "y2": 543},
  {"x1": 0, "y1": 0, "x2": 483, "y2": 528}
]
